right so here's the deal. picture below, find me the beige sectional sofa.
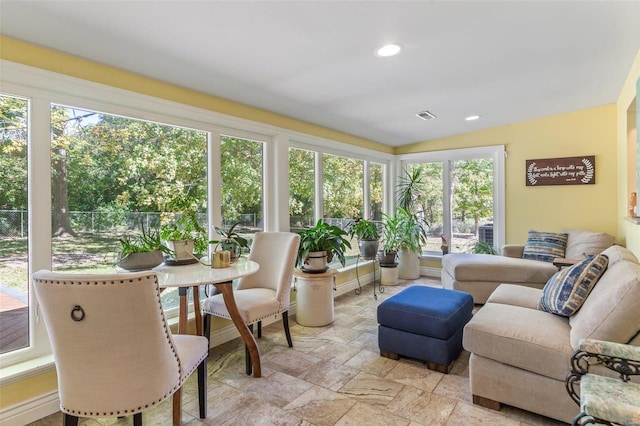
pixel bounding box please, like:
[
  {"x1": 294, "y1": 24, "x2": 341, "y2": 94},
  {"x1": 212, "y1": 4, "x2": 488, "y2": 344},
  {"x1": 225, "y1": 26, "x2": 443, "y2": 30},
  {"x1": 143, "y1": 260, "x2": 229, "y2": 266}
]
[
  {"x1": 462, "y1": 245, "x2": 640, "y2": 423},
  {"x1": 441, "y1": 229, "x2": 615, "y2": 303}
]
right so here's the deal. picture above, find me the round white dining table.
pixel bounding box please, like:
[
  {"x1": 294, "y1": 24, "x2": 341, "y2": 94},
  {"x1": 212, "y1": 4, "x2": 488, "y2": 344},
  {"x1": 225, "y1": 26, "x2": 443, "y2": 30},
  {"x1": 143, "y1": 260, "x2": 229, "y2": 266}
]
[{"x1": 153, "y1": 259, "x2": 262, "y2": 377}]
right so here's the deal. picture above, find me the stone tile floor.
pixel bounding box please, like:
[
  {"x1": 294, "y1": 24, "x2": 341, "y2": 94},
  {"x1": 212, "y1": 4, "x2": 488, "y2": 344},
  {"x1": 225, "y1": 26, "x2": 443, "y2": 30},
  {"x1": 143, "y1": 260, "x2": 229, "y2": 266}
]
[{"x1": 28, "y1": 277, "x2": 566, "y2": 425}]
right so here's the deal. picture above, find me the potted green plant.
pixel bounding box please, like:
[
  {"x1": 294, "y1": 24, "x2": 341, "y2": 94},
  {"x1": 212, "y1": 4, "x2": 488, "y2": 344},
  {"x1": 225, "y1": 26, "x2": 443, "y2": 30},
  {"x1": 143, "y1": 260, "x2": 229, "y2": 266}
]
[
  {"x1": 395, "y1": 168, "x2": 429, "y2": 279},
  {"x1": 209, "y1": 221, "x2": 250, "y2": 261},
  {"x1": 348, "y1": 218, "x2": 380, "y2": 260},
  {"x1": 297, "y1": 219, "x2": 351, "y2": 272},
  {"x1": 160, "y1": 195, "x2": 208, "y2": 263},
  {"x1": 378, "y1": 212, "x2": 403, "y2": 265},
  {"x1": 116, "y1": 226, "x2": 171, "y2": 271}
]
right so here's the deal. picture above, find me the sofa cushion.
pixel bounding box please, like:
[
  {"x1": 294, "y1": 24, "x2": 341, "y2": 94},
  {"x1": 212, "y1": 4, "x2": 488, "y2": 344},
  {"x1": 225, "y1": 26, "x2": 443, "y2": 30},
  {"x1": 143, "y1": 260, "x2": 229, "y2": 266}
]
[
  {"x1": 570, "y1": 247, "x2": 640, "y2": 348},
  {"x1": 522, "y1": 231, "x2": 568, "y2": 263},
  {"x1": 463, "y1": 302, "x2": 573, "y2": 380},
  {"x1": 562, "y1": 229, "x2": 615, "y2": 259},
  {"x1": 441, "y1": 253, "x2": 557, "y2": 284},
  {"x1": 538, "y1": 254, "x2": 609, "y2": 317}
]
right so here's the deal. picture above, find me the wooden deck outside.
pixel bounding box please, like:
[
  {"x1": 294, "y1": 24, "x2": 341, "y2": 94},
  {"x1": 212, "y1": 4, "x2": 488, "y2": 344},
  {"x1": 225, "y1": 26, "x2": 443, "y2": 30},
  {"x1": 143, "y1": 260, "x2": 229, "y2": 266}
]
[{"x1": 0, "y1": 289, "x2": 29, "y2": 353}]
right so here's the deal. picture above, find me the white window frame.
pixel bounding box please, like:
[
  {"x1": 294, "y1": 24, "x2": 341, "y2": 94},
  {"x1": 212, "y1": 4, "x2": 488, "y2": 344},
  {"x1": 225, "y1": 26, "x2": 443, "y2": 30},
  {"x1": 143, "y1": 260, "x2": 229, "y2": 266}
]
[{"x1": 397, "y1": 145, "x2": 506, "y2": 255}]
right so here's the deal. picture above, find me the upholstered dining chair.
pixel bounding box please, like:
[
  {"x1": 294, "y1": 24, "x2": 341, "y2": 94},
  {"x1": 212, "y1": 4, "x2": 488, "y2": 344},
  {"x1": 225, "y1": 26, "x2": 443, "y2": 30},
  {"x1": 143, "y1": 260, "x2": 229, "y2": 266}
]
[
  {"x1": 202, "y1": 231, "x2": 300, "y2": 375},
  {"x1": 32, "y1": 270, "x2": 208, "y2": 426}
]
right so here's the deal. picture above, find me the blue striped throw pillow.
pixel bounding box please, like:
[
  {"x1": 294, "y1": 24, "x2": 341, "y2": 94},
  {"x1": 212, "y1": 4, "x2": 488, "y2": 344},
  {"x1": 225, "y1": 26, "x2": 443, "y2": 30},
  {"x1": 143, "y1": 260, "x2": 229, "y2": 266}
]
[
  {"x1": 539, "y1": 254, "x2": 609, "y2": 316},
  {"x1": 522, "y1": 231, "x2": 568, "y2": 263}
]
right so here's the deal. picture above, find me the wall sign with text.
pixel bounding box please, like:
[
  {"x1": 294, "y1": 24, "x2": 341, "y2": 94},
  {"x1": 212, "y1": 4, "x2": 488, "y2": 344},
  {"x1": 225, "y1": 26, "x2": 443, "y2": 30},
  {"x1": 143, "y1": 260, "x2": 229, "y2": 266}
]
[{"x1": 526, "y1": 155, "x2": 595, "y2": 186}]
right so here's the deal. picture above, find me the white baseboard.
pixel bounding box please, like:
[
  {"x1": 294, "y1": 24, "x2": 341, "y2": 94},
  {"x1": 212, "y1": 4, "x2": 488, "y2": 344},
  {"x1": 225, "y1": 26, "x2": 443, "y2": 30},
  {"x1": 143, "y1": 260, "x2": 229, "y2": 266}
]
[
  {"x1": 0, "y1": 390, "x2": 59, "y2": 426},
  {"x1": 421, "y1": 266, "x2": 441, "y2": 278}
]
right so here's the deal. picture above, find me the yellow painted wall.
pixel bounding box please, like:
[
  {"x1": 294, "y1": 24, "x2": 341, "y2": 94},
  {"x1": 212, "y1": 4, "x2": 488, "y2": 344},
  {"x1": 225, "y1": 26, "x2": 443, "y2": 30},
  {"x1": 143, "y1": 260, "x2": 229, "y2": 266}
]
[
  {"x1": 618, "y1": 50, "x2": 640, "y2": 254},
  {"x1": 399, "y1": 105, "x2": 619, "y2": 244},
  {"x1": 1, "y1": 370, "x2": 57, "y2": 408}
]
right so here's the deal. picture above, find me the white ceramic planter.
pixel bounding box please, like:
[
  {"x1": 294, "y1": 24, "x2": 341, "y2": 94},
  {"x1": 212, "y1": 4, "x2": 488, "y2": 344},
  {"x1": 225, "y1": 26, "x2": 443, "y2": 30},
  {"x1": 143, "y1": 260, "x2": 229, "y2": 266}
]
[
  {"x1": 303, "y1": 251, "x2": 328, "y2": 272},
  {"x1": 166, "y1": 239, "x2": 195, "y2": 261},
  {"x1": 398, "y1": 249, "x2": 420, "y2": 279},
  {"x1": 380, "y1": 265, "x2": 399, "y2": 285},
  {"x1": 294, "y1": 268, "x2": 337, "y2": 326}
]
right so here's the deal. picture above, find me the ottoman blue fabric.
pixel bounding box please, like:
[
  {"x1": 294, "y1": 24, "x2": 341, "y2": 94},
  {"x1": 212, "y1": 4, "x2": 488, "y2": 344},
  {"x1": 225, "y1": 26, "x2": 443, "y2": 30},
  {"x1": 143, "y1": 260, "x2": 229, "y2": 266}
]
[
  {"x1": 377, "y1": 285, "x2": 474, "y2": 339},
  {"x1": 377, "y1": 285, "x2": 473, "y2": 372},
  {"x1": 378, "y1": 325, "x2": 466, "y2": 367}
]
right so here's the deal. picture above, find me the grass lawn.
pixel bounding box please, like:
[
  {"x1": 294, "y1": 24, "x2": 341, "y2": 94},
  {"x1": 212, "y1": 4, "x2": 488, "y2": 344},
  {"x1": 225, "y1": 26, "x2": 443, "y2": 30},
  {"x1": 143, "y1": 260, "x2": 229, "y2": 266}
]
[{"x1": 0, "y1": 234, "x2": 121, "y2": 294}]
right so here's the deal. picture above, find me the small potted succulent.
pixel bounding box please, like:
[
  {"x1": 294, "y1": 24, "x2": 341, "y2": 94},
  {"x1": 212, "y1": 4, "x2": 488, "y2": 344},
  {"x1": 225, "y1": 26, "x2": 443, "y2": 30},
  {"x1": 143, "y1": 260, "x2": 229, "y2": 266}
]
[
  {"x1": 209, "y1": 221, "x2": 250, "y2": 262},
  {"x1": 348, "y1": 218, "x2": 380, "y2": 260},
  {"x1": 297, "y1": 219, "x2": 351, "y2": 272}
]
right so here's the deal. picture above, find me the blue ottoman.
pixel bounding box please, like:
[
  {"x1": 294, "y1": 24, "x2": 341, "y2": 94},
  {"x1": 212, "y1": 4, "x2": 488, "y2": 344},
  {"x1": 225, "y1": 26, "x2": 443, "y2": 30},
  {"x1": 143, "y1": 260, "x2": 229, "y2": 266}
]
[{"x1": 377, "y1": 285, "x2": 473, "y2": 373}]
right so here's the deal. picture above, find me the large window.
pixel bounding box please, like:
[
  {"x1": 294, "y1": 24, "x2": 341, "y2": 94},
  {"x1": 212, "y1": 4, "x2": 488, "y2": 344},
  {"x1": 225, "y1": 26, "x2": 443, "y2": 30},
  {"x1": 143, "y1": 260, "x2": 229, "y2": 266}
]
[
  {"x1": 369, "y1": 162, "x2": 384, "y2": 221},
  {"x1": 288, "y1": 149, "x2": 387, "y2": 264},
  {"x1": 0, "y1": 95, "x2": 29, "y2": 355},
  {"x1": 49, "y1": 105, "x2": 208, "y2": 311},
  {"x1": 401, "y1": 146, "x2": 504, "y2": 255},
  {"x1": 289, "y1": 147, "x2": 315, "y2": 232},
  {"x1": 220, "y1": 135, "x2": 264, "y2": 238}
]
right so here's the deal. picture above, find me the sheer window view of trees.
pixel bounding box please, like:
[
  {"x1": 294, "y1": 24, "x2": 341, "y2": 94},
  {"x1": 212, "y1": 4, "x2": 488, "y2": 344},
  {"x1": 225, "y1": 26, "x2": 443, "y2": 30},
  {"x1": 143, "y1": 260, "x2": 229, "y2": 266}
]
[{"x1": 407, "y1": 159, "x2": 494, "y2": 253}]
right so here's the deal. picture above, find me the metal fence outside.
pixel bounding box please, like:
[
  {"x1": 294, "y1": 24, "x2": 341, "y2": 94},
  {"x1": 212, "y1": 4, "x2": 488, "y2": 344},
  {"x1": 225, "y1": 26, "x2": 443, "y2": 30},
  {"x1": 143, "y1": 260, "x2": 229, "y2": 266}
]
[{"x1": 0, "y1": 210, "x2": 162, "y2": 237}]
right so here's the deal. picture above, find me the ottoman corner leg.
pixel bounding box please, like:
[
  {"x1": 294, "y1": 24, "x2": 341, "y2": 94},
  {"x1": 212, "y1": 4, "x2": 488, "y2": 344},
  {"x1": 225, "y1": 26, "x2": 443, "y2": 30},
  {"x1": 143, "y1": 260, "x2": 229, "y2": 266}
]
[
  {"x1": 380, "y1": 349, "x2": 400, "y2": 360},
  {"x1": 426, "y1": 359, "x2": 455, "y2": 374}
]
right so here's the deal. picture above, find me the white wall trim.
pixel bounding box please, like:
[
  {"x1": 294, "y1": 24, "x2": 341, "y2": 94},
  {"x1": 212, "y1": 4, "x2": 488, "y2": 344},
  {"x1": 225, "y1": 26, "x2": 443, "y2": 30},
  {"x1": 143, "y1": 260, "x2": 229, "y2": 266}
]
[
  {"x1": 0, "y1": 390, "x2": 59, "y2": 425},
  {"x1": 421, "y1": 266, "x2": 441, "y2": 278}
]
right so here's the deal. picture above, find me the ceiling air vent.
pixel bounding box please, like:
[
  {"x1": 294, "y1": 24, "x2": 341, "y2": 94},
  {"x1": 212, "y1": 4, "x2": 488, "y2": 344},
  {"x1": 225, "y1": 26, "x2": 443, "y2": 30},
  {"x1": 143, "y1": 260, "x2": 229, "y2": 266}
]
[{"x1": 416, "y1": 110, "x2": 436, "y2": 120}]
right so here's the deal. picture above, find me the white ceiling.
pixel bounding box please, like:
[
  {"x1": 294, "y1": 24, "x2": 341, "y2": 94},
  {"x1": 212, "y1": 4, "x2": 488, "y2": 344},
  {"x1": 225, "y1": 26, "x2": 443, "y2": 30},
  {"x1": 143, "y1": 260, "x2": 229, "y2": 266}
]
[{"x1": 1, "y1": 1, "x2": 639, "y2": 147}]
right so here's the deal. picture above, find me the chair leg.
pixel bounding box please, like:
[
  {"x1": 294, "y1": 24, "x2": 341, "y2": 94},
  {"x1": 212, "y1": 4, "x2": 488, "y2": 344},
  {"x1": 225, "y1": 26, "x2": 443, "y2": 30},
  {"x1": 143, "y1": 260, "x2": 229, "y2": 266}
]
[
  {"x1": 204, "y1": 313, "x2": 211, "y2": 342},
  {"x1": 133, "y1": 413, "x2": 142, "y2": 426},
  {"x1": 198, "y1": 357, "x2": 207, "y2": 419},
  {"x1": 173, "y1": 388, "x2": 182, "y2": 426},
  {"x1": 245, "y1": 324, "x2": 253, "y2": 375},
  {"x1": 282, "y1": 311, "x2": 293, "y2": 348},
  {"x1": 257, "y1": 320, "x2": 262, "y2": 338},
  {"x1": 63, "y1": 414, "x2": 79, "y2": 426}
]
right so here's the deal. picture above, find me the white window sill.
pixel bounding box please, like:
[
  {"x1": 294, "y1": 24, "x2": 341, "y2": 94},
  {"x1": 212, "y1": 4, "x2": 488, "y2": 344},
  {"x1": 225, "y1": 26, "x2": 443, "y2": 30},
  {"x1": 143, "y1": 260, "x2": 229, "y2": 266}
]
[{"x1": 0, "y1": 354, "x2": 55, "y2": 386}]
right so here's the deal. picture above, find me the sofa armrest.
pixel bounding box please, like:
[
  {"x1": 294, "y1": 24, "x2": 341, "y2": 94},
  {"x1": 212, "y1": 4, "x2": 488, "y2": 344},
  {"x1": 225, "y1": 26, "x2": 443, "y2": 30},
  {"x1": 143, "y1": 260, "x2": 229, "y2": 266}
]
[{"x1": 501, "y1": 244, "x2": 524, "y2": 258}]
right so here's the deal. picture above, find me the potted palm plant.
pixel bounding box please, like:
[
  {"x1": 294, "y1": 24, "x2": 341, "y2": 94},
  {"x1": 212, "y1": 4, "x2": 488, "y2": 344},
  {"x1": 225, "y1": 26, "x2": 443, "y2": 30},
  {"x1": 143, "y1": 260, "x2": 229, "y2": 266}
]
[
  {"x1": 297, "y1": 219, "x2": 351, "y2": 272},
  {"x1": 117, "y1": 226, "x2": 171, "y2": 271},
  {"x1": 395, "y1": 168, "x2": 429, "y2": 279},
  {"x1": 348, "y1": 218, "x2": 380, "y2": 260}
]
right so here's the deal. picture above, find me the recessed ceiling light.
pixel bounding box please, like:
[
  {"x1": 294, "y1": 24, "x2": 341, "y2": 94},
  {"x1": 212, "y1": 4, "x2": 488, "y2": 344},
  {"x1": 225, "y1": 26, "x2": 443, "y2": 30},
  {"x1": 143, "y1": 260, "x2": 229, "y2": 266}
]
[
  {"x1": 465, "y1": 115, "x2": 481, "y2": 121},
  {"x1": 375, "y1": 43, "x2": 403, "y2": 57}
]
